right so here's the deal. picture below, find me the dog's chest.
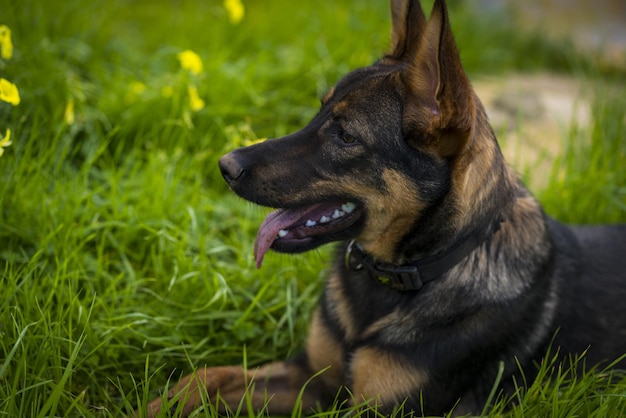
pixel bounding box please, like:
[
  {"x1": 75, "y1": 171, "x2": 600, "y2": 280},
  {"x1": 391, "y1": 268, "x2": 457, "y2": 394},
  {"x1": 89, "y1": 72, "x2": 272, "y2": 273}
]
[{"x1": 324, "y1": 268, "x2": 425, "y2": 345}]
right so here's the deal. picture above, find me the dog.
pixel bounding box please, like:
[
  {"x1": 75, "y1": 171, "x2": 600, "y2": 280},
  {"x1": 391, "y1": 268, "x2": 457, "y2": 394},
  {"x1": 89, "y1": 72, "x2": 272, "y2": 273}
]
[{"x1": 142, "y1": 0, "x2": 626, "y2": 416}]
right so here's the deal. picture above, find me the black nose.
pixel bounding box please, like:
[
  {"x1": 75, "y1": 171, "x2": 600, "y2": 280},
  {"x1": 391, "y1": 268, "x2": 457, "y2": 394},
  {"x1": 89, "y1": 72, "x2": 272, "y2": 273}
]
[{"x1": 218, "y1": 153, "x2": 245, "y2": 185}]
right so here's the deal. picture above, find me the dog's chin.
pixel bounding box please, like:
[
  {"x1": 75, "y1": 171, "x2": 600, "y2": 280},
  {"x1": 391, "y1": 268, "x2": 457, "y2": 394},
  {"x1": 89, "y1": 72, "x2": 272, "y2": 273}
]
[{"x1": 253, "y1": 201, "x2": 363, "y2": 267}]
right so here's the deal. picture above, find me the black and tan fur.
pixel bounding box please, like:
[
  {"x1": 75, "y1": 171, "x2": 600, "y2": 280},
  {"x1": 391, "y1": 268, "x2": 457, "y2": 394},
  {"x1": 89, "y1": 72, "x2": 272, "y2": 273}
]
[{"x1": 142, "y1": 0, "x2": 626, "y2": 416}]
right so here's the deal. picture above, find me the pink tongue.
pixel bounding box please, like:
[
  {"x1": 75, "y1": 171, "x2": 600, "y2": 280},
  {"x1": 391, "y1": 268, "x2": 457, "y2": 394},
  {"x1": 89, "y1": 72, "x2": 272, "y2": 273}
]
[{"x1": 254, "y1": 204, "x2": 327, "y2": 268}]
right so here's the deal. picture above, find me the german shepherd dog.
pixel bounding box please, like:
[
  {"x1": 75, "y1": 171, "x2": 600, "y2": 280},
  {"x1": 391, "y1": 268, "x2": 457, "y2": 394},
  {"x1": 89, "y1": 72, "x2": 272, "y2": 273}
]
[{"x1": 144, "y1": 0, "x2": 626, "y2": 416}]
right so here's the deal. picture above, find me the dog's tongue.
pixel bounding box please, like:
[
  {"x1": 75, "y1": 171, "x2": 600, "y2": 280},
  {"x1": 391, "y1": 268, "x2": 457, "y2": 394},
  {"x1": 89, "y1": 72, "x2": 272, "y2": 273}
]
[
  {"x1": 255, "y1": 209, "x2": 293, "y2": 268},
  {"x1": 254, "y1": 208, "x2": 303, "y2": 268},
  {"x1": 254, "y1": 204, "x2": 328, "y2": 268}
]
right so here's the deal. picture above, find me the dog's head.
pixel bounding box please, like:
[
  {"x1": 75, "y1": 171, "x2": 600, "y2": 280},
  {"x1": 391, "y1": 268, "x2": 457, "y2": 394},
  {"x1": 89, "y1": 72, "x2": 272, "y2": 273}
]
[{"x1": 219, "y1": 0, "x2": 500, "y2": 267}]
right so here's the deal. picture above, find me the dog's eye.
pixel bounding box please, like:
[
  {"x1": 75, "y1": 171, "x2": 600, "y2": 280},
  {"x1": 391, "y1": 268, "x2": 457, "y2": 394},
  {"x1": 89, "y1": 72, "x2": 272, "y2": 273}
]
[
  {"x1": 333, "y1": 125, "x2": 359, "y2": 146},
  {"x1": 340, "y1": 130, "x2": 358, "y2": 145}
]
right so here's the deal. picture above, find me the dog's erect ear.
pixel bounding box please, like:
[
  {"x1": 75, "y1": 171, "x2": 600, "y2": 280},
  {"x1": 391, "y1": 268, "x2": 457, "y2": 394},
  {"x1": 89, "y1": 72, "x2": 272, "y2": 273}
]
[
  {"x1": 389, "y1": 0, "x2": 427, "y2": 60},
  {"x1": 401, "y1": 0, "x2": 475, "y2": 157}
]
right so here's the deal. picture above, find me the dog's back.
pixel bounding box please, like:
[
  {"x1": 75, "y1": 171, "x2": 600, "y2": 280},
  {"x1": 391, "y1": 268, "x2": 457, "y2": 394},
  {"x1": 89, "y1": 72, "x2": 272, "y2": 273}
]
[{"x1": 550, "y1": 221, "x2": 626, "y2": 367}]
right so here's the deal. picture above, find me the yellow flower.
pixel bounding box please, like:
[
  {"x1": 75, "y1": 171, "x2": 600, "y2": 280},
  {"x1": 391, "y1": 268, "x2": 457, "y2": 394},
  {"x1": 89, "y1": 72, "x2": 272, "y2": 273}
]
[
  {"x1": 177, "y1": 50, "x2": 203, "y2": 75},
  {"x1": 64, "y1": 98, "x2": 75, "y2": 125},
  {"x1": 130, "y1": 81, "x2": 146, "y2": 95},
  {"x1": 161, "y1": 85, "x2": 174, "y2": 98},
  {"x1": 0, "y1": 25, "x2": 13, "y2": 60},
  {"x1": 187, "y1": 85, "x2": 205, "y2": 111},
  {"x1": 125, "y1": 81, "x2": 147, "y2": 104},
  {"x1": 0, "y1": 129, "x2": 12, "y2": 157},
  {"x1": 0, "y1": 78, "x2": 20, "y2": 105},
  {"x1": 224, "y1": 0, "x2": 244, "y2": 24}
]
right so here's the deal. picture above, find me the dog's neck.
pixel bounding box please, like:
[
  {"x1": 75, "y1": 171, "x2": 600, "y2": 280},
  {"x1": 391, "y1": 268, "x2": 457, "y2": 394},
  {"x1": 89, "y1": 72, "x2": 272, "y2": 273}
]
[
  {"x1": 350, "y1": 102, "x2": 518, "y2": 290},
  {"x1": 345, "y1": 215, "x2": 504, "y2": 291}
]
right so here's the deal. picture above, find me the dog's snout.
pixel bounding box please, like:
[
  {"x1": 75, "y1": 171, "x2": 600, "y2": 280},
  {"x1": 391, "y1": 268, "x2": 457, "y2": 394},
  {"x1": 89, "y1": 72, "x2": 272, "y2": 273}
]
[{"x1": 218, "y1": 153, "x2": 245, "y2": 185}]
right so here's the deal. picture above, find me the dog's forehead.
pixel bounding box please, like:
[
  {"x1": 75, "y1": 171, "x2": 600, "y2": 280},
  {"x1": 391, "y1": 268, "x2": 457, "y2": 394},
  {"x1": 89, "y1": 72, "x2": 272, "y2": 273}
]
[{"x1": 325, "y1": 65, "x2": 398, "y2": 105}]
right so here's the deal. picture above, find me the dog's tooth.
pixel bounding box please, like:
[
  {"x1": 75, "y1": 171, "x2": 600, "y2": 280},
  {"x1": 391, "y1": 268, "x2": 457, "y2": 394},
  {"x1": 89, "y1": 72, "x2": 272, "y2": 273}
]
[
  {"x1": 278, "y1": 229, "x2": 288, "y2": 238},
  {"x1": 332, "y1": 210, "x2": 344, "y2": 219},
  {"x1": 342, "y1": 202, "x2": 356, "y2": 214},
  {"x1": 305, "y1": 220, "x2": 317, "y2": 227},
  {"x1": 320, "y1": 216, "x2": 330, "y2": 223}
]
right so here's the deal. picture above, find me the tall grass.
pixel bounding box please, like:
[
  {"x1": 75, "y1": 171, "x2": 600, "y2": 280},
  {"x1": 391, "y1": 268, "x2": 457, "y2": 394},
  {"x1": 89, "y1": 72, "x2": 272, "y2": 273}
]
[{"x1": 0, "y1": 0, "x2": 624, "y2": 416}]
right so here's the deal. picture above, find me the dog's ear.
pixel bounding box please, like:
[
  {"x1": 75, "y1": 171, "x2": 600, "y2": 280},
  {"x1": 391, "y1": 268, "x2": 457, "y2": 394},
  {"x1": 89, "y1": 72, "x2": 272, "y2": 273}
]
[
  {"x1": 402, "y1": 0, "x2": 475, "y2": 157},
  {"x1": 389, "y1": 0, "x2": 427, "y2": 60}
]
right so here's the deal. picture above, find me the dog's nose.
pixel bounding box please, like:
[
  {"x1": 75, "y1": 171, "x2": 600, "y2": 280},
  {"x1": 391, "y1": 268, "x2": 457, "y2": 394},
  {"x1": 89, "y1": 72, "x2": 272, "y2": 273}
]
[{"x1": 218, "y1": 153, "x2": 245, "y2": 185}]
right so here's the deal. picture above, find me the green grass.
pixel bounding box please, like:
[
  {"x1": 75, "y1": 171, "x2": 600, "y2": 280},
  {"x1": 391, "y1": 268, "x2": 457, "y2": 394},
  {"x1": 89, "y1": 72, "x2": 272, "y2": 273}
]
[{"x1": 0, "y1": 0, "x2": 625, "y2": 416}]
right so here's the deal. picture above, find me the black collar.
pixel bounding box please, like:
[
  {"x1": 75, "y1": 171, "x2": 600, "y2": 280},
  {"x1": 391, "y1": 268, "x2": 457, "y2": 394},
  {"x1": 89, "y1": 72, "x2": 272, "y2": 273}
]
[{"x1": 344, "y1": 220, "x2": 503, "y2": 291}]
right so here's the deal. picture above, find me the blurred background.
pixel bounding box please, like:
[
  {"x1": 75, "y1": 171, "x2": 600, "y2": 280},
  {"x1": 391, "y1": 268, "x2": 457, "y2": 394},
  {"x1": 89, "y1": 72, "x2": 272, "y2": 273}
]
[
  {"x1": 0, "y1": 0, "x2": 624, "y2": 415},
  {"x1": 473, "y1": 0, "x2": 626, "y2": 67}
]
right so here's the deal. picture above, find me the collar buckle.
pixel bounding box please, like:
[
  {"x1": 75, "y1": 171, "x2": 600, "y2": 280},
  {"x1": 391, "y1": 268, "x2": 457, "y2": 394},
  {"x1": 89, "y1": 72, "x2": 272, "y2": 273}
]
[
  {"x1": 370, "y1": 263, "x2": 423, "y2": 290},
  {"x1": 345, "y1": 240, "x2": 423, "y2": 291}
]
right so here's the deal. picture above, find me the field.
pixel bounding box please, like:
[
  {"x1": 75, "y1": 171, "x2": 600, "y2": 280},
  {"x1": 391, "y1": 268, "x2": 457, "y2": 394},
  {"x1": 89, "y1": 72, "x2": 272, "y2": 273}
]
[{"x1": 1, "y1": 0, "x2": 625, "y2": 416}]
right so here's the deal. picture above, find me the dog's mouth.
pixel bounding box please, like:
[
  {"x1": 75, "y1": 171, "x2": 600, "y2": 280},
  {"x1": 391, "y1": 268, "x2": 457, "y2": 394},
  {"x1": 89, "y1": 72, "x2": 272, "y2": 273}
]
[{"x1": 254, "y1": 201, "x2": 362, "y2": 267}]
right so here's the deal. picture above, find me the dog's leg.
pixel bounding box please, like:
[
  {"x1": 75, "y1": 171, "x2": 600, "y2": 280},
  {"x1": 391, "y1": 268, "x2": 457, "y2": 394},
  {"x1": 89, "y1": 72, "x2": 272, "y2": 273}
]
[{"x1": 142, "y1": 360, "x2": 327, "y2": 417}]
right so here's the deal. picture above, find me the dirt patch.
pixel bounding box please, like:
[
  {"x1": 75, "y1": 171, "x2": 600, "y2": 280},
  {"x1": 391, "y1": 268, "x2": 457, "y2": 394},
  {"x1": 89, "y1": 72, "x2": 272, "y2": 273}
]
[{"x1": 472, "y1": 73, "x2": 590, "y2": 189}]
